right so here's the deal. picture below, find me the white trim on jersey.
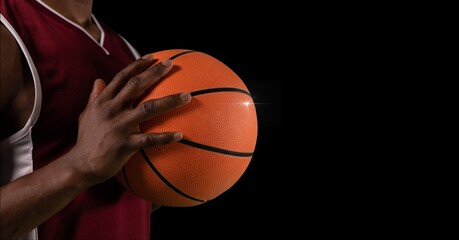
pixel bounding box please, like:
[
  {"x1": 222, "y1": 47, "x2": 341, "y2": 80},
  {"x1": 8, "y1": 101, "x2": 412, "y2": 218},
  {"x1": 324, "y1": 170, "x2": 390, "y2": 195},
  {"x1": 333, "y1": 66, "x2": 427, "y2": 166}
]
[
  {"x1": 0, "y1": 14, "x2": 42, "y2": 240},
  {"x1": 36, "y1": 0, "x2": 110, "y2": 55},
  {"x1": 91, "y1": 14, "x2": 108, "y2": 54},
  {"x1": 120, "y1": 35, "x2": 141, "y2": 59},
  {"x1": 36, "y1": 0, "x2": 142, "y2": 59}
]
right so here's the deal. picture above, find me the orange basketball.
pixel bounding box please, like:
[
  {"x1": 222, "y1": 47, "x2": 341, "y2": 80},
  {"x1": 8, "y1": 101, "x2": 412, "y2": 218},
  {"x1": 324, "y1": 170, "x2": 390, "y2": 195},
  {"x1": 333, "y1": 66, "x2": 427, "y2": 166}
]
[{"x1": 116, "y1": 49, "x2": 258, "y2": 207}]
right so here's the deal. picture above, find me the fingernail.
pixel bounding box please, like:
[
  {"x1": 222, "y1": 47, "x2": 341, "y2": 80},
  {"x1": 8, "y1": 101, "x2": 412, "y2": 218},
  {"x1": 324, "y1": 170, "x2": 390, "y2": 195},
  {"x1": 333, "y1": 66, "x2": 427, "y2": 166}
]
[
  {"x1": 142, "y1": 54, "x2": 152, "y2": 60},
  {"x1": 161, "y1": 59, "x2": 172, "y2": 66},
  {"x1": 173, "y1": 132, "x2": 183, "y2": 141},
  {"x1": 180, "y1": 92, "x2": 191, "y2": 102}
]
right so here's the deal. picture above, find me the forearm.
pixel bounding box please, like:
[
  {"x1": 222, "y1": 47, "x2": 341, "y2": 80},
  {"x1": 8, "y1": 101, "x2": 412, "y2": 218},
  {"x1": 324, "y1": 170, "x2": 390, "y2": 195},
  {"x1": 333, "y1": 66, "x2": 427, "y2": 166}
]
[{"x1": 0, "y1": 157, "x2": 88, "y2": 239}]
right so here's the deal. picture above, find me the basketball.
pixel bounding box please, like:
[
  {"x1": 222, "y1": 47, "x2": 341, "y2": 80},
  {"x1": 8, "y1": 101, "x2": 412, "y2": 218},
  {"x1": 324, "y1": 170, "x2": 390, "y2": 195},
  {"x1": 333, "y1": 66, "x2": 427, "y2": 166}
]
[{"x1": 116, "y1": 49, "x2": 258, "y2": 207}]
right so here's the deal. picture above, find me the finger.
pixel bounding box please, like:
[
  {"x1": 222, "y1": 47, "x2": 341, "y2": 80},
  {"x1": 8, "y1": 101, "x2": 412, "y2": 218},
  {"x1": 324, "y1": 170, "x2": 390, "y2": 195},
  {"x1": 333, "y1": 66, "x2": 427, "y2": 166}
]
[
  {"x1": 87, "y1": 79, "x2": 107, "y2": 105},
  {"x1": 99, "y1": 54, "x2": 155, "y2": 101},
  {"x1": 79, "y1": 79, "x2": 107, "y2": 123},
  {"x1": 129, "y1": 132, "x2": 183, "y2": 149},
  {"x1": 129, "y1": 92, "x2": 192, "y2": 125},
  {"x1": 113, "y1": 59, "x2": 173, "y2": 108}
]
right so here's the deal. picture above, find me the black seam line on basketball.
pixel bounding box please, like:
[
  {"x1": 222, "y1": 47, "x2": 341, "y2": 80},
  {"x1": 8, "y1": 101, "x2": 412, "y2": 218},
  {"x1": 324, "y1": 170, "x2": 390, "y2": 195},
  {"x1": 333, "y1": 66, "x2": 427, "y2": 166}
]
[
  {"x1": 139, "y1": 149, "x2": 206, "y2": 203},
  {"x1": 122, "y1": 166, "x2": 137, "y2": 195},
  {"x1": 190, "y1": 87, "x2": 252, "y2": 97},
  {"x1": 166, "y1": 52, "x2": 253, "y2": 98},
  {"x1": 169, "y1": 50, "x2": 197, "y2": 60},
  {"x1": 178, "y1": 139, "x2": 254, "y2": 157}
]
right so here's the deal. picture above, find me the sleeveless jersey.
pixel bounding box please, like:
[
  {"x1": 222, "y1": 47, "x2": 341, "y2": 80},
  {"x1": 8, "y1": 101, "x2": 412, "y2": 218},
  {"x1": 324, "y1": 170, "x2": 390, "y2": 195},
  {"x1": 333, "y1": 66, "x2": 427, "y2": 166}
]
[{"x1": 0, "y1": 0, "x2": 151, "y2": 239}]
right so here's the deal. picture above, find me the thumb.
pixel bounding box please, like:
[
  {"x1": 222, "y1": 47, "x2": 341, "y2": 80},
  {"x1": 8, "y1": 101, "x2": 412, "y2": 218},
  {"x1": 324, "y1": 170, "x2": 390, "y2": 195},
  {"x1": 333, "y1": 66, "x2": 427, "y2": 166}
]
[{"x1": 88, "y1": 79, "x2": 106, "y2": 104}]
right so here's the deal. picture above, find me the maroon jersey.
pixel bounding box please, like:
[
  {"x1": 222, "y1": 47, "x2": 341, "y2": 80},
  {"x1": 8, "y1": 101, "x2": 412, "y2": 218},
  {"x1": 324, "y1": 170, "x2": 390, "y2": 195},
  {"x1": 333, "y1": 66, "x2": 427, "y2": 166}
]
[{"x1": 1, "y1": 0, "x2": 151, "y2": 239}]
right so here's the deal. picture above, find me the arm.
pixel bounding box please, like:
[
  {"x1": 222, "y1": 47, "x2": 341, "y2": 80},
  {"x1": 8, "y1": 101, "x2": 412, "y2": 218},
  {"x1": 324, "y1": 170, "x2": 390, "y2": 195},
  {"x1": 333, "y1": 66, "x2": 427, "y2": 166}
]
[
  {"x1": 0, "y1": 25, "x2": 191, "y2": 239},
  {"x1": 1, "y1": 23, "x2": 82, "y2": 239}
]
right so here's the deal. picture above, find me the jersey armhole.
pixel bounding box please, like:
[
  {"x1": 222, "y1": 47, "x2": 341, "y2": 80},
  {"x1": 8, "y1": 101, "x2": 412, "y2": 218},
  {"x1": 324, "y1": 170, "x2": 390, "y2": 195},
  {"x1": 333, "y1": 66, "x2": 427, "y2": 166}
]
[{"x1": 0, "y1": 14, "x2": 42, "y2": 143}]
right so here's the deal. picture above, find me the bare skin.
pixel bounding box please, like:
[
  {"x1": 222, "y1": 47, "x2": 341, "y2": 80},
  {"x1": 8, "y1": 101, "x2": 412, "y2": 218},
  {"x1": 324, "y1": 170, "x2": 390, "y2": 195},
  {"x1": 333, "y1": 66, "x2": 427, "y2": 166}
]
[
  {"x1": 41, "y1": 0, "x2": 101, "y2": 41},
  {"x1": 0, "y1": 0, "x2": 191, "y2": 239}
]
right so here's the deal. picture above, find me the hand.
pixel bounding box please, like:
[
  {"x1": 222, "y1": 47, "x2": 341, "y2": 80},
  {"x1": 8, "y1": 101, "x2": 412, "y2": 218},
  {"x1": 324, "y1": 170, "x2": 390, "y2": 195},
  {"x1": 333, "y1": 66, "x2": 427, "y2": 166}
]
[{"x1": 68, "y1": 55, "x2": 191, "y2": 187}]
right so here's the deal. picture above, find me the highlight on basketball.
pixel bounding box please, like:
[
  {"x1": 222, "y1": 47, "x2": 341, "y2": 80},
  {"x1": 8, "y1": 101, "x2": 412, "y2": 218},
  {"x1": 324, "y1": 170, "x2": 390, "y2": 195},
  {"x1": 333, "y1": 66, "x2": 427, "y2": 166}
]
[{"x1": 116, "y1": 49, "x2": 258, "y2": 207}]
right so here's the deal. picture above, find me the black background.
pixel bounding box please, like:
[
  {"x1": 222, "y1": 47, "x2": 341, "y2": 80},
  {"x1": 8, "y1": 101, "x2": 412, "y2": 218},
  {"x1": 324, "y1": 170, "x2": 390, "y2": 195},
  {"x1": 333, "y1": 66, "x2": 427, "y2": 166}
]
[{"x1": 93, "y1": 3, "x2": 284, "y2": 238}]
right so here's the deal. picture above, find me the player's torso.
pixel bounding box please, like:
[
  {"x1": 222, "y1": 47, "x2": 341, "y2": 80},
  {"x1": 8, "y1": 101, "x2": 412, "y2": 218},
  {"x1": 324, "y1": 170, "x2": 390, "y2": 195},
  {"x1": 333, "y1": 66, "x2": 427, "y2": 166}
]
[
  {"x1": 1, "y1": 1, "x2": 151, "y2": 240},
  {"x1": 2, "y1": 0, "x2": 137, "y2": 166}
]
